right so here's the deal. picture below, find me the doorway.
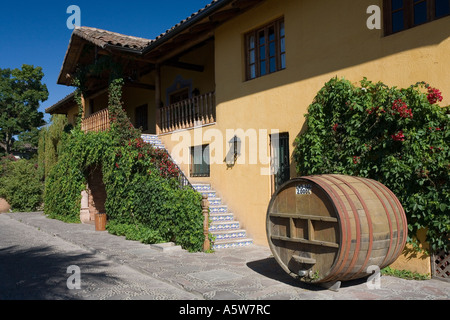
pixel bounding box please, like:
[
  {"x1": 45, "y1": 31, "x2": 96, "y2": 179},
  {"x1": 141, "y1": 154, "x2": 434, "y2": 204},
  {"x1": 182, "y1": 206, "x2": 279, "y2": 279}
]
[{"x1": 270, "y1": 132, "x2": 290, "y2": 194}]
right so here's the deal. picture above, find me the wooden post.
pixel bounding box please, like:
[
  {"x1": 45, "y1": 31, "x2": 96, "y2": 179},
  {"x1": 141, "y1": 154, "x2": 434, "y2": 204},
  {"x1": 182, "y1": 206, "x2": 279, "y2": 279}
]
[
  {"x1": 155, "y1": 63, "x2": 161, "y2": 135},
  {"x1": 81, "y1": 93, "x2": 86, "y2": 119},
  {"x1": 202, "y1": 194, "x2": 211, "y2": 252}
]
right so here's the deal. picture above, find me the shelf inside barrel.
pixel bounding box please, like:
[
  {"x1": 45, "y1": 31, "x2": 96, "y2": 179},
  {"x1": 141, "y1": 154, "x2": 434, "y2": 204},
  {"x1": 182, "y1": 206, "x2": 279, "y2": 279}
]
[
  {"x1": 292, "y1": 255, "x2": 317, "y2": 265},
  {"x1": 270, "y1": 234, "x2": 340, "y2": 248}
]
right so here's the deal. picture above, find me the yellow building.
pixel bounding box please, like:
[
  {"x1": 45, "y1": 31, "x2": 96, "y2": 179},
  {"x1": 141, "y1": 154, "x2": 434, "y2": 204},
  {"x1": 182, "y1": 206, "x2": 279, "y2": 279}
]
[{"x1": 48, "y1": 0, "x2": 449, "y2": 270}]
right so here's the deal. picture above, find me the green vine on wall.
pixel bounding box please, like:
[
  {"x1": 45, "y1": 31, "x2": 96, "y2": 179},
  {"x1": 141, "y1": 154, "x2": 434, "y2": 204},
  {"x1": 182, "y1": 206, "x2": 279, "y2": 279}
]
[
  {"x1": 294, "y1": 77, "x2": 450, "y2": 253},
  {"x1": 44, "y1": 62, "x2": 204, "y2": 252}
]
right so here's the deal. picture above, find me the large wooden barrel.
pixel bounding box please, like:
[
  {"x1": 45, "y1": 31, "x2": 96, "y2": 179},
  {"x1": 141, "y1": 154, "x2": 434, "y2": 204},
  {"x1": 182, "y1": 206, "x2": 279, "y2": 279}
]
[{"x1": 266, "y1": 174, "x2": 408, "y2": 284}]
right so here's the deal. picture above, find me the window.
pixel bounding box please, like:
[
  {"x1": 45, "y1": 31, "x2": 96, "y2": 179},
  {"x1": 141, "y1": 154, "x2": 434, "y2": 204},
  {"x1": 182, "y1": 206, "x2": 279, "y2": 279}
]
[
  {"x1": 190, "y1": 144, "x2": 210, "y2": 177},
  {"x1": 245, "y1": 17, "x2": 286, "y2": 80},
  {"x1": 384, "y1": 0, "x2": 450, "y2": 35},
  {"x1": 135, "y1": 104, "x2": 148, "y2": 131}
]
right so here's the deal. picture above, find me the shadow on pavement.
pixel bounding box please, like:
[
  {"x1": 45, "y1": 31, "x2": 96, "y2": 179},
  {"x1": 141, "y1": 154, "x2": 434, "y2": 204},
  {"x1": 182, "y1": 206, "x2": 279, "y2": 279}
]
[
  {"x1": 246, "y1": 257, "x2": 369, "y2": 292},
  {"x1": 0, "y1": 245, "x2": 117, "y2": 300}
]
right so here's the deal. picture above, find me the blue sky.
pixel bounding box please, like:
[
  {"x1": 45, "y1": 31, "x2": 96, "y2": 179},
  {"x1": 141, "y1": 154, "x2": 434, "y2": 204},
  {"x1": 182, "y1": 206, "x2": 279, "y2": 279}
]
[{"x1": 0, "y1": 0, "x2": 212, "y2": 123}]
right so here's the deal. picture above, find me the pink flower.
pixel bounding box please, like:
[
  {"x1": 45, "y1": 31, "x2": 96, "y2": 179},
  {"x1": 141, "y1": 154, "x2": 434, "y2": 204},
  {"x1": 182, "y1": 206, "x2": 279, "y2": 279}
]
[
  {"x1": 427, "y1": 87, "x2": 443, "y2": 104},
  {"x1": 332, "y1": 123, "x2": 339, "y2": 132},
  {"x1": 392, "y1": 100, "x2": 413, "y2": 119},
  {"x1": 391, "y1": 130, "x2": 405, "y2": 142}
]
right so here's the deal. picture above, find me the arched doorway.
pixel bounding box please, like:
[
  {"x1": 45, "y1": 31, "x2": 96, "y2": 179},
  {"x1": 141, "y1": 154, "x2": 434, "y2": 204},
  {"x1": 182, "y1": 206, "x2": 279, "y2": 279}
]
[{"x1": 81, "y1": 165, "x2": 107, "y2": 224}]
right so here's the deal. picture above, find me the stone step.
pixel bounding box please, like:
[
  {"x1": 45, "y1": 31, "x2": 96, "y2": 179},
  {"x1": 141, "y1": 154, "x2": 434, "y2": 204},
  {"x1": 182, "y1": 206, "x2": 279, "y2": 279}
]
[
  {"x1": 210, "y1": 213, "x2": 234, "y2": 222},
  {"x1": 209, "y1": 221, "x2": 240, "y2": 232},
  {"x1": 200, "y1": 190, "x2": 216, "y2": 199},
  {"x1": 208, "y1": 198, "x2": 222, "y2": 206},
  {"x1": 209, "y1": 204, "x2": 228, "y2": 213},
  {"x1": 192, "y1": 183, "x2": 211, "y2": 192},
  {"x1": 212, "y1": 238, "x2": 254, "y2": 250},
  {"x1": 212, "y1": 229, "x2": 248, "y2": 242},
  {"x1": 141, "y1": 134, "x2": 160, "y2": 143}
]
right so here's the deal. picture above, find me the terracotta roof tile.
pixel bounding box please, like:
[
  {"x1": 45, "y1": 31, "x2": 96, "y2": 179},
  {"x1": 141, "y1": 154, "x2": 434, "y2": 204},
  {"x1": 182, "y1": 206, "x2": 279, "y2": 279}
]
[
  {"x1": 153, "y1": 0, "x2": 221, "y2": 42},
  {"x1": 73, "y1": 26, "x2": 152, "y2": 51}
]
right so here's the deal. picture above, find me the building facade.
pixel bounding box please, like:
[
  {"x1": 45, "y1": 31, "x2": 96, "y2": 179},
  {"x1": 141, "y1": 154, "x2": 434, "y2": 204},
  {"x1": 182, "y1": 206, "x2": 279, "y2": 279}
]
[{"x1": 48, "y1": 0, "x2": 450, "y2": 249}]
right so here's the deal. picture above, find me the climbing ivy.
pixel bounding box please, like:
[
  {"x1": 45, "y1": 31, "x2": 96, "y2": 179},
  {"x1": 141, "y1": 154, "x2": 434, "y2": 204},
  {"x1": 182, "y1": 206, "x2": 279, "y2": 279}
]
[
  {"x1": 294, "y1": 77, "x2": 450, "y2": 252},
  {"x1": 44, "y1": 71, "x2": 204, "y2": 252}
]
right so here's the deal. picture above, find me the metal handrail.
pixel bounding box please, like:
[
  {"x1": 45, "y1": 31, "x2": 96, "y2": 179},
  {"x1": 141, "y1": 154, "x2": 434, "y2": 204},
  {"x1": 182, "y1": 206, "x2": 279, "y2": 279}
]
[{"x1": 153, "y1": 145, "x2": 194, "y2": 191}]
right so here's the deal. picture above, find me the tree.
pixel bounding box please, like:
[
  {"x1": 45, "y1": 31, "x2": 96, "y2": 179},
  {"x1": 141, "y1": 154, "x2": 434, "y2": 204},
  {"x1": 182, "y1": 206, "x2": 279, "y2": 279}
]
[
  {"x1": 37, "y1": 114, "x2": 68, "y2": 180},
  {"x1": 0, "y1": 65, "x2": 48, "y2": 154},
  {"x1": 294, "y1": 77, "x2": 450, "y2": 252}
]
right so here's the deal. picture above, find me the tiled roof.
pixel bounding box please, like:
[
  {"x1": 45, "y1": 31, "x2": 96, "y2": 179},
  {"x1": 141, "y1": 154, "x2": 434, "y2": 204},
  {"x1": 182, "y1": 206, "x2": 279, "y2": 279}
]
[
  {"x1": 71, "y1": 0, "x2": 229, "y2": 52},
  {"x1": 45, "y1": 91, "x2": 76, "y2": 114},
  {"x1": 57, "y1": 0, "x2": 259, "y2": 87},
  {"x1": 73, "y1": 26, "x2": 152, "y2": 51},
  {"x1": 153, "y1": 0, "x2": 222, "y2": 42}
]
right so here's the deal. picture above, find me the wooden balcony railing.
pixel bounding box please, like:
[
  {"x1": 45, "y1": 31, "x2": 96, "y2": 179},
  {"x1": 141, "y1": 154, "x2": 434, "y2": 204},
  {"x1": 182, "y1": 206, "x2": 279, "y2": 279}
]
[
  {"x1": 82, "y1": 108, "x2": 110, "y2": 133},
  {"x1": 159, "y1": 92, "x2": 216, "y2": 134}
]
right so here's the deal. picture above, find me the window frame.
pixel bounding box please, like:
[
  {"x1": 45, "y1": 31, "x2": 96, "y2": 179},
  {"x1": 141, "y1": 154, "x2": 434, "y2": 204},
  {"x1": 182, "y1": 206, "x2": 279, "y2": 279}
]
[
  {"x1": 384, "y1": 0, "x2": 450, "y2": 35},
  {"x1": 190, "y1": 144, "x2": 210, "y2": 178},
  {"x1": 245, "y1": 17, "x2": 286, "y2": 81}
]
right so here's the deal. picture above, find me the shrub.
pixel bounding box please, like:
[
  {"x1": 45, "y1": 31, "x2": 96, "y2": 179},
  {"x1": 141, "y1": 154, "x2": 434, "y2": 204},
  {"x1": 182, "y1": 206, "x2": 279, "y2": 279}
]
[
  {"x1": 294, "y1": 77, "x2": 450, "y2": 252},
  {"x1": 106, "y1": 220, "x2": 164, "y2": 244},
  {"x1": 0, "y1": 157, "x2": 43, "y2": 211}
]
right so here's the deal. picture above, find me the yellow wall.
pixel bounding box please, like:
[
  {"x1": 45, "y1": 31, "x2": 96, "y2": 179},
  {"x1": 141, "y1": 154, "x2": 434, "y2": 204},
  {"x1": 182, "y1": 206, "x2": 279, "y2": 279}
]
[
  {"x1": 160, "y1": 40, "x2": 215, "y2": 106},
  {"x1": 122, "y1": 86, "x2": 156, "y2": 134},
  {"x1": 161, "y1": 0, "x2": 450, "y2": 249},
  {"x1": 67, "y1": 106, "x2": 79, "y2": 127},
  {"x1": 389, "y1": 228, "x2": 431, "y2": 275}
]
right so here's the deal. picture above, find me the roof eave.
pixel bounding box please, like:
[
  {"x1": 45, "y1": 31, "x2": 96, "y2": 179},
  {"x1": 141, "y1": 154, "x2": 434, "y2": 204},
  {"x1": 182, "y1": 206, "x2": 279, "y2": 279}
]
[
  {"x1": 141, "y1": 0, "x2": 234, "y2": 55},
  {"x1": 45, "y1": 91, "x2": 77, "y2": 115}
]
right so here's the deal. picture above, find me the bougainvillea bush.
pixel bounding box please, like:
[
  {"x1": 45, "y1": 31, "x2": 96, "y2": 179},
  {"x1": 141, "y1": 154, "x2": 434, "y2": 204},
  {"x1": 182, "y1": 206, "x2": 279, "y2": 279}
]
[
  {"x1": 44, "y1": 79, "x2": 204, "y2": 252},
  {"x1": 294, "y1": 77, "x2": 449, "y2": 252}
]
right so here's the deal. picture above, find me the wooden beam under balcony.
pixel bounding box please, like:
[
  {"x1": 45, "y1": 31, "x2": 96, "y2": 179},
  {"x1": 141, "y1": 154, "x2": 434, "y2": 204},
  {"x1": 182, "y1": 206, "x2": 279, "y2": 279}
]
[
  {"x1": 124, "y1": 80, "x2": 156, "y2": 91},
  {"x1": 165, "y1": 60, "x2": 205, "y2": 72}
]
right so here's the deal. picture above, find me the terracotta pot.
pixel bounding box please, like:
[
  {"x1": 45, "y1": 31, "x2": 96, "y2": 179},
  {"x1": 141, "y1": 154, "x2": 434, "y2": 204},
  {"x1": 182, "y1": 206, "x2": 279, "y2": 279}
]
[
  {"x1": 0, "y1": 198, "x2": 11, "y2": 213},
  {"x1": 95, "y1": 213, "x2": 107, "y2": 231}
]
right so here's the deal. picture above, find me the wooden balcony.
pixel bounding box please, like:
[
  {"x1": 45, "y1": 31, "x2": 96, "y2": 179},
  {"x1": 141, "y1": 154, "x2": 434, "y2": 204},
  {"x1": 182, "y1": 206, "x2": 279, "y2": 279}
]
[
  {"x1": 82, "y1": 108, "x2": 110, "y2": 133},
  {"x1": 159, "y1": 92, "x2": 216, "y2": 134}
]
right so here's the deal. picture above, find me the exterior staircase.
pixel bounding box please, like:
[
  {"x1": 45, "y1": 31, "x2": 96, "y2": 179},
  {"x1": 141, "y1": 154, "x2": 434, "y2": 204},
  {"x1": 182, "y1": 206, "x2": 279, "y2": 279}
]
[{"x1": 141, "y1": 134, "x2": 253, "y2": 250}]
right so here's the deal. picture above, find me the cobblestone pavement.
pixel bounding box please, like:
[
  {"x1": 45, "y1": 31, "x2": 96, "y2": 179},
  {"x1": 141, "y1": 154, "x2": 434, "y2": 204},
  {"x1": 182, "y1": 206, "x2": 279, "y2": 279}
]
[
  {"x1": 1, "y1": 212, "x2": 449, "y2": 301},
  {"x1": 0, "y1": 213, "x2": 198, "y2": 300}
]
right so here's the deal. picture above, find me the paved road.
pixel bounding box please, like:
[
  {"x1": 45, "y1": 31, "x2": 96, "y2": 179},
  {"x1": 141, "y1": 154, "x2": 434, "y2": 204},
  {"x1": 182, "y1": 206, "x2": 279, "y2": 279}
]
[
  {"x1": 0, "y1": 213, "x2": 198, "y2": 300},
  {"x1": 1, "y1": 212, "x2": 450, "y2": 303}
]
